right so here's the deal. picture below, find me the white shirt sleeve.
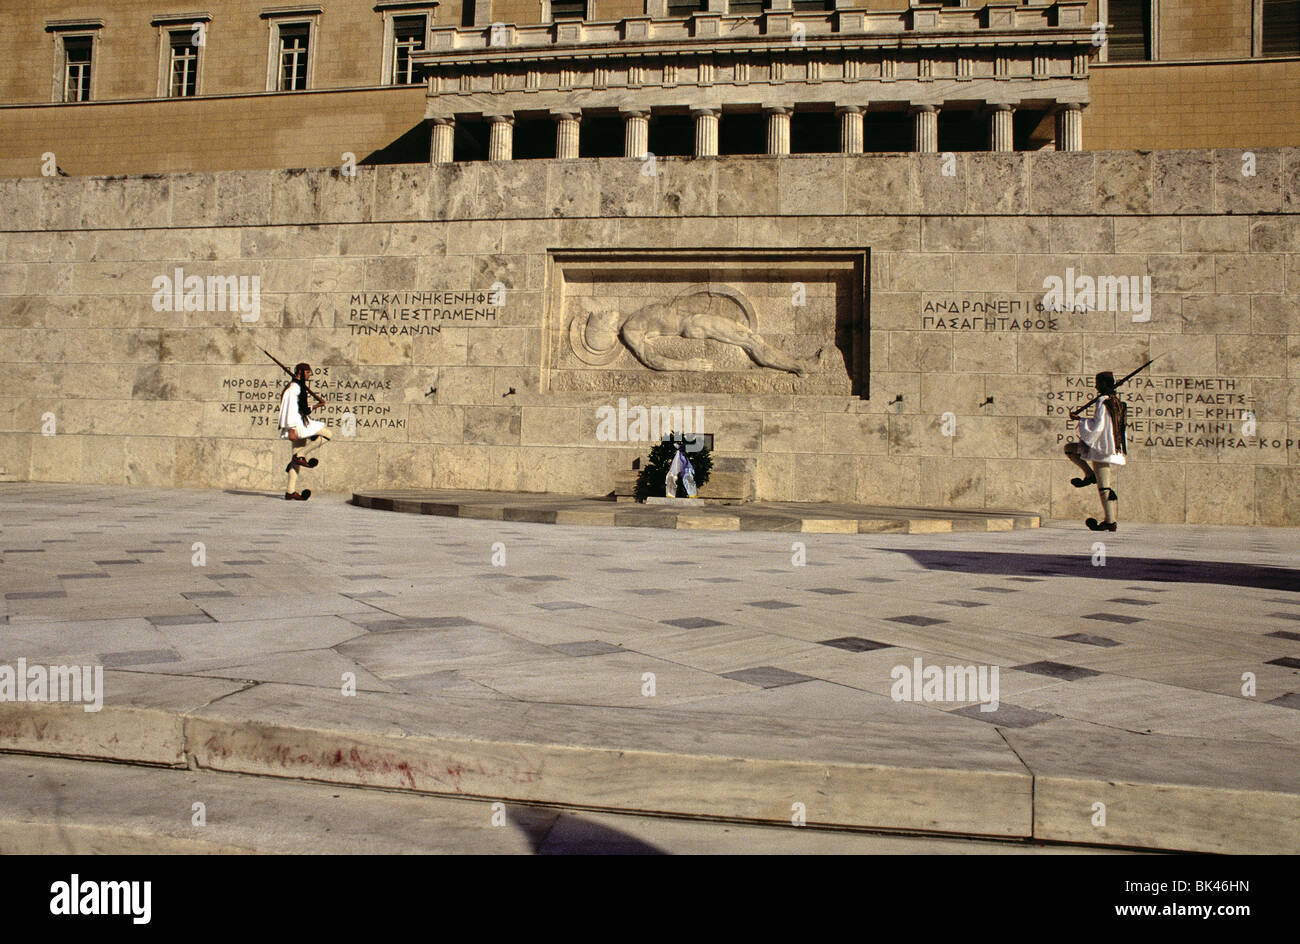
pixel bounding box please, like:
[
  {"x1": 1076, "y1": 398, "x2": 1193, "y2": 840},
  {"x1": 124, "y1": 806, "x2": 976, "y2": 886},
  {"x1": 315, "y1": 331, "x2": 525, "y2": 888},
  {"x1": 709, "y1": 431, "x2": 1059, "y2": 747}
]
[
  {"x1": 1077, "y1": 396, "x2": 1118, "y2": 461},
  {"x1": 278, "y1": 383, "x2": 302, "y2": 433}
]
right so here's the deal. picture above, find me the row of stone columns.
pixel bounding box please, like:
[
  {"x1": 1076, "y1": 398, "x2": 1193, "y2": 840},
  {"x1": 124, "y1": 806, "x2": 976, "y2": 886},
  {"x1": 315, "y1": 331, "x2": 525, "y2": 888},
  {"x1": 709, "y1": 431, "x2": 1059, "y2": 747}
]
[{"x1": 431, "y1": 102, "x2": 1084, "y2": 162}]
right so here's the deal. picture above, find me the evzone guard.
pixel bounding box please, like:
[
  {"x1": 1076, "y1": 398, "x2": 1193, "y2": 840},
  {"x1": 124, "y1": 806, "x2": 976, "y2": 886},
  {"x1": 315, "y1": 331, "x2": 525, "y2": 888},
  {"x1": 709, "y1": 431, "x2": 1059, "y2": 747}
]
[
  {"x1": 1064, "y1": 369, "x2": 1134, "y2": 532},
  {"x1": 267, "y1": 352, "x2": 332, "y2": 501}
]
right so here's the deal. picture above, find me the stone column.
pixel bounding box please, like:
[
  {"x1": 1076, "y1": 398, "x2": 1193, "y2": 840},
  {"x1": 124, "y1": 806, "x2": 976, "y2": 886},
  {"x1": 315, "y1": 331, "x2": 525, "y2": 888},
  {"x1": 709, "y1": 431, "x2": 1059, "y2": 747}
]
[
  {"x1": 909, "y1": 104, "x2": 938, "y2": 153},
  {"x1": 486, "y1": 114, "x2": 514, "y2": 161},
  {"x1": 764, "y1": 105, "x2": 791, "y2": 156},
  {"x1": 691, "y1": 107, "x2": 720, "y2": 158},
  {"x1": 429, "y1": 117, "x2": 455, "y2": 164},
  {"x1": 621, "y1": 108, "x2": 649, "y2": 159},
  {"x1": 552, "y1": 111, "x2": 580, "y2": 159},
  {"x1": 836, "y1": 105, "x2": 863, "y2": 154},
  {"x1": 987, "y1": 103, "x2": 1014, "y2": 153},
  {"x1": 1054, "y1": 102, "x2": 1083, "y2": 152}
]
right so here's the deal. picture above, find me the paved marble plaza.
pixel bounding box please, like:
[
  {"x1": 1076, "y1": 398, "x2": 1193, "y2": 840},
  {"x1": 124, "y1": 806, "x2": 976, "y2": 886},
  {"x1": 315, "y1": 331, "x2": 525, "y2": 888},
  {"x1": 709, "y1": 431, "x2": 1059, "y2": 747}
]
[{"x1": 1, "y1": 482, "x2": 1297, "y2": 851}]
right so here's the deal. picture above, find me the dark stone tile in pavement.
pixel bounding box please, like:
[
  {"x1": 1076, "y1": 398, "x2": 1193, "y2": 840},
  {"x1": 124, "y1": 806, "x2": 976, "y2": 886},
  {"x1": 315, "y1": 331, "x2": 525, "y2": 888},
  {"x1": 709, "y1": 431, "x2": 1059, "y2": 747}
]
[
  {"x1": 631, "y1": 588, "x2": 676, "y2": 596},
  {"x1": 535, "y1": 601, "x2": 591, "y2": 611},
  {"x1": 342, "y1": 591, "x2": 391, "y2": 599},
  {"x1": 520, "y1": 575, "x2": 566, "y2": 582},
  {"x1": 696, "y1": 577, "x2": 741, "y2": 583},
  {"x1": 551, "y1": 641, "x2": 624, "y2": 657},
  {"x1": 183, "y1": 591, "x2": 235, "y2": 599},
  {"x1": 1265, "y1": 597, "x2": 1300, "y2": 606},
  {"x1": 205, "y1": 573, "x2": 252, "y2": 580},
  {"x1": 806, "y1": 587, "x2": 854, "y2": 595},
  {"x1": 125, "y1": 549, "x2": 165, "y2": 554},
  {"x1": 661, "y1": 617, "x2": 727, "y2": 629},
  {"x1": 1082, "y1": 613, "x2": 1145, "y2": 625},
  {"x1": 1267, "y1": 693, "x2": 1300, "y2": 710},
  {"x1": 343, "y1": 574, "x2": 388, "y2": 581},
  {"x1": 1267, "y1": 612, "x2": 1300, "y2": 622},
  {"x1": 1014, "y1": 661, "x2": 1103, "y2": 681},
  {"x1": 819, "y1": 637, "x2": 892, "y2": 653},
  {"x1": 747, "y1": 600, "x2": 799, "y2": 609},
  {"x1": 1055, "y1": 633, "x2": 1121, "y2": 648},
  {"x1": 1105, "y1": 598, "x2": 1158, "y2": 606},
  {"x1": 722, "y1": 666, "x2": 817, "y2": 688},
  {"x1": 2, "y1": 548, "x2": 45, "y2": 554},
  {"x1": 951, "y1": 704, "x2": 1058, "y2": 728},
  {"x1": 599, "y1": 567, "x2": 641, "y2": 574},
  {"x1": 1265, "y1": 657, "x2": 1300, "y2": 669},
  {"x1": 146, "y1": 614, "x2": 216, "y2": 626},
  {"x1": 972, "y1": 586, "x2": 1019, "y2": 594},
  {"x1": 99, "y1": 649, "x2": 181, "y2": 667},
  {"x1": 1265, "y1": 630, "x2": 1300, "y2": 642},
  {"x1": 5, "y1": 590, "x2": 67, "y2": 600},
  {"x1": 661, "y1": 561, "x2": 695, "y2": 566},
  {"x1": 93, "y1": 559, "x2": 140, "y2": 565},
  {"x1": 1008, "y1": 577, "x2": 1043, "y2": 583},
  {"x1": 886, "y1": 615, "x2": 948, "y2": 627},
  {"x1": 938, "y1": 600, "x2": 988, "y2": 608},
  {"x1": 856, "y1": 577, "x2": 898, "y2": 584},
  {"x1": 58, "y1": 573, "x2": 110, "y2": 580},
  {"x1": 221, "y1": 559, "x2": 265, "y2": 566}
]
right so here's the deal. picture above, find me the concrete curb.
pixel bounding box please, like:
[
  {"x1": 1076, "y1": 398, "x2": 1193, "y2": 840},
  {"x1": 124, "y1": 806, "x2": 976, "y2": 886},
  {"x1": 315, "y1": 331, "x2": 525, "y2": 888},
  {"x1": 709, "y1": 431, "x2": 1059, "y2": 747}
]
[
  {"x1": 3, "y1": 693, "x2": 1295, "y2": 853},
  {"x1": 351, "y1": 490, "x2": 1041, "y2": 534}
]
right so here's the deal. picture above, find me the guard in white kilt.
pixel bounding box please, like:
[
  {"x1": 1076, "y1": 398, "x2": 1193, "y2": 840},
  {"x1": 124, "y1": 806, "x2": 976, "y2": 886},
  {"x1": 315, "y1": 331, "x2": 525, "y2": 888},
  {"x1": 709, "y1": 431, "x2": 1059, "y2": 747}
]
[
  {"x1": 278, "y1": 362, "x2": 331, "y2": 501},
  {"x1": 1064, "y1": 371, "x2": 1128, "y2": 532}
]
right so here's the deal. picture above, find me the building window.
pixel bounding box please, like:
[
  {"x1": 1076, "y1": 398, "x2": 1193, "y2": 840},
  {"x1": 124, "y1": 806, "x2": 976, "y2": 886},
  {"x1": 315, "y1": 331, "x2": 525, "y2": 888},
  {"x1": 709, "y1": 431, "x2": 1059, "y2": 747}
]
[
  {"x1": 62, "y1": 36, "x2": 93, "y2": 102},
  {"x1": 392, "y1": 15, "x2": 427, "y2": 83},
  {"x1": 790, "y1": 0, "x2": 833, "y2": 10},
  {"x1": 550, "y1": 0, "x2": 586, "y2": 19},
  {"x1": 1107, "y1": 0, "x2": 1151, "y2": 61},
  {"x1": 667, "y1": 0, "x2": 704, "y2": 16},
  {"x1": 278, "y1": 23, "x2": 311, "y2": 90},
  {"x1": 729, "y1": 0, "x2": 765, "y2": 14},
  {"x1": 1263, "y1": 0, "x2": 1300, "y2": 56},
  {"x1": 168, "y1": 30, "x2": 200, "y2": 96}
]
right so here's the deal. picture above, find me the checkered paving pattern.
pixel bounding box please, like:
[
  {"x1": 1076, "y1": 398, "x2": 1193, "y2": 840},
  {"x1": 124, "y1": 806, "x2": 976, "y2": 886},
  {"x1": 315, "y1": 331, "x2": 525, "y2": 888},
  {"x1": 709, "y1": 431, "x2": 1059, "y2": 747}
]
[{"x1": 1, "y1": 483, "x2": 1298, "y2": 743}]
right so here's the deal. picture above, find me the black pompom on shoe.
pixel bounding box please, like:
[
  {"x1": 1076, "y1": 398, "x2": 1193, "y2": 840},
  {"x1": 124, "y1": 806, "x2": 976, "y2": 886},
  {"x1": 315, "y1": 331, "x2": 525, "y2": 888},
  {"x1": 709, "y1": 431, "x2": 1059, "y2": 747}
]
[{"x1": 1086, "y1": 518, "x2": 1116, "y2": 532}]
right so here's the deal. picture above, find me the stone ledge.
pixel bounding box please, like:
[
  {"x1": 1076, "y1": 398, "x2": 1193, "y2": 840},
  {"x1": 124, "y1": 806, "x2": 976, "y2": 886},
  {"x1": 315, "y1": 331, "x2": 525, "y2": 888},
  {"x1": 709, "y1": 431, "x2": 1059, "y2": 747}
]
[
  {"x1": 2, "y1": 687, "x2": 1296, "y2": 852},
  {"x1": 350, "y1": 488, "x2": 1041, "y2": 533}
]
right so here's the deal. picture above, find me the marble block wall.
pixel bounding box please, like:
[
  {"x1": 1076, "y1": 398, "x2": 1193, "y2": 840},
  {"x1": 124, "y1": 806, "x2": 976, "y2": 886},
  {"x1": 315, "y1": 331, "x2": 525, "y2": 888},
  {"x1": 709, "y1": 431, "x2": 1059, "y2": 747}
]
[{"x1": 0, "y1": 150, "x2": 1297, "y2": 525}]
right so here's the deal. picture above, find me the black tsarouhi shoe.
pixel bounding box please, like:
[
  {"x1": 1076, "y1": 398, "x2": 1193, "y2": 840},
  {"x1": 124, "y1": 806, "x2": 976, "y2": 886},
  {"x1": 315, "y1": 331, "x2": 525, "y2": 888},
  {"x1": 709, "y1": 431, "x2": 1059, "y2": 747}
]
[
  {"x1": 1086, "y1": 517, "x2": 1116, "y2": 532},
  {"x1": 284, "y1": 490, "x2": 312, "y2": 501}
]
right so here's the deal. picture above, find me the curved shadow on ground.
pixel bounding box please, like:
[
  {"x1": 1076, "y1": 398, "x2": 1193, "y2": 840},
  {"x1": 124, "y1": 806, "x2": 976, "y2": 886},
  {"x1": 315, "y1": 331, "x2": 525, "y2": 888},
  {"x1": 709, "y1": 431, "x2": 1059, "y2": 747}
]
[
  {"x1": 522, "y1": 811, "x2": 668, "y2": 855},
  {"x1": 883, "y1": 549, "x2": 1300, "y2": 593}
]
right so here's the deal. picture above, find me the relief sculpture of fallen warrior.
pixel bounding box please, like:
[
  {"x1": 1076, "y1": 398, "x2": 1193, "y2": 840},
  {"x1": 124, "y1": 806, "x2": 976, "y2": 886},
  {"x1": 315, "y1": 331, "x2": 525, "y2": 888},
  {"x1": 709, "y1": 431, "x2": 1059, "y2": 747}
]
[{"x1": 569, "y1": 284, "x2": 822, "y2": 377}]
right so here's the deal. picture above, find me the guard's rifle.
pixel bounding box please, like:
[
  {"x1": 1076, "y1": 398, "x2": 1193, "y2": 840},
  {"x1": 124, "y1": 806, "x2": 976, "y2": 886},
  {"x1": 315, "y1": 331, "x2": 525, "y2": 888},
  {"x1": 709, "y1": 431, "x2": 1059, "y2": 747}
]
[
  {"x1": 1069, "y1": 355, "x2": 1161, "y2": 419},
  {"x1": 261, "y1": 348, "x2": 326, "y2": 409}
]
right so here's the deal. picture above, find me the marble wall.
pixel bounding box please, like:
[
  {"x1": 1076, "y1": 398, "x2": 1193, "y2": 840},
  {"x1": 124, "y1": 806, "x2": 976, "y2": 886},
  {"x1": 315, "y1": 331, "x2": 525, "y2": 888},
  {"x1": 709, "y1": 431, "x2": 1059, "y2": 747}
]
[{"x1": 0, "y1": 149, "x2": 1297, "y2": 524}]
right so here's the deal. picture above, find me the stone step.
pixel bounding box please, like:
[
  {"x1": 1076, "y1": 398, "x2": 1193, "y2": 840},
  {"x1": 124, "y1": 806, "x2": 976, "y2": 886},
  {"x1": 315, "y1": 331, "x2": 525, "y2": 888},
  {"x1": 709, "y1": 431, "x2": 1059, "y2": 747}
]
[
  {"x1": 1, "y1": 683, "x2": 1295, "y2": 853},
  {"x1": 352, "y1": 488, "x2": 1041, "y2": 532},
  {"x1": 0, "y1": 753, "x2": 1122, "y2": 855}
]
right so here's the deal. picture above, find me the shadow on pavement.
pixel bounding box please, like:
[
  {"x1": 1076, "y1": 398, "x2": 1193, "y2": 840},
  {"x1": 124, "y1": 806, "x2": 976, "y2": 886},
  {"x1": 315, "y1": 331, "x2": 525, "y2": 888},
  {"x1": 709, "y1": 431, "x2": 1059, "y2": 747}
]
[{"x1": 884, "y1": 549, "x2": 1300, "y2": 593}]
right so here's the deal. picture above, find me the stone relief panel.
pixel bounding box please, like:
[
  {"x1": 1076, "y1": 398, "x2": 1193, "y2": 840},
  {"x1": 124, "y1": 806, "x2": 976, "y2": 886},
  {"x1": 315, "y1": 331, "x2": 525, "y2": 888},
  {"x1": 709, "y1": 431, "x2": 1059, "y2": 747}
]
[{"x1": 545, "y1": 249, "x2": 868, "y2": 397}]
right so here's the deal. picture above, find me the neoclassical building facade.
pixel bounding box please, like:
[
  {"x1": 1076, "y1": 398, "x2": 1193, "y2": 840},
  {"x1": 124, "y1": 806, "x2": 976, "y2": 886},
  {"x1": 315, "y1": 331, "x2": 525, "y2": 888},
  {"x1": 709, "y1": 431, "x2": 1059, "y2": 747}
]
[{"x1": 0, "y1": 1, "x2": 1295, "y2": 176}]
